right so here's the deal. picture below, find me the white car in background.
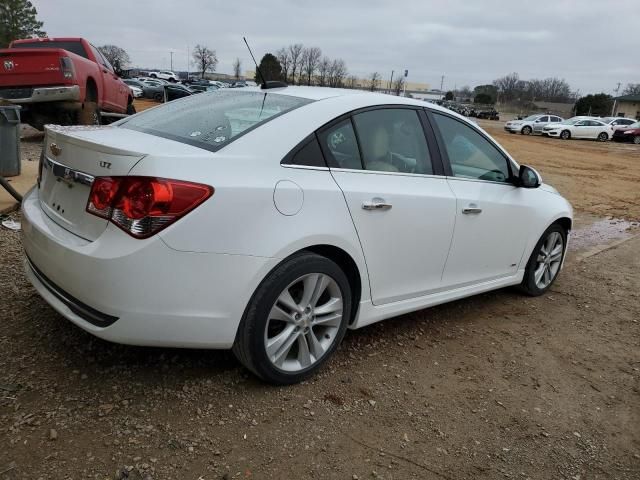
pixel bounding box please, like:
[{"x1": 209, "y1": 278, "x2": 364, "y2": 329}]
[
  {"x1": 22, "y1": 86, "x2": 572, "y2": 384},
  {"x1": 148, "y1": 70, "x2": 179, "y2": 82},
  {"x1": 600, "y1": 117, "x2": 637, "y2": 133},
  {"x1": 128, "y1": 85, "x2": 143, "y2": 98},
  {"x1": 542, "y1": 118, "x2": 611, "y2": 141},
  {"x1": 504, "y1": 114, "x2": 564, "y2": 135}
]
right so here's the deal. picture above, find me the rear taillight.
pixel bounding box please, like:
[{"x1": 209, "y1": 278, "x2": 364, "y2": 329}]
[
  {"x1": 86, "y1": 176, "x2": 213, "y2": 238},
  {"x1": 60, "y1": 57, "x2": 75, "y2": 80}
]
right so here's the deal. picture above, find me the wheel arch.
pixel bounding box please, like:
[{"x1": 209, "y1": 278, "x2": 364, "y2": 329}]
[
  {"x1": 302, "y1": 244, "x2": 363, "y2": 325},
  {"x1": 85, "y1": 77, "x2": 98, "y2": 102}
]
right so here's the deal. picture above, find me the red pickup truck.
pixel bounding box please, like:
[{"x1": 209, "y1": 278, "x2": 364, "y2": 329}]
[{"x1": 0, "y1": 37, "x2": 135, "y2": 130}]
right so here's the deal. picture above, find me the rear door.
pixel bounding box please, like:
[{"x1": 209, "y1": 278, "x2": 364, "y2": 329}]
[
  {"x1": 321, "y1": 107, "x2": 457, "y2": 305},
  {"x1": 533, "y1": 115, "x2": 549, "y2": 133},
  {"x1": 428, "y1": 111, "x2": 534, "y2": 288}
]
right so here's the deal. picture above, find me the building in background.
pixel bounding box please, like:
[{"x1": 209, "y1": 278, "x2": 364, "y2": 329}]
[{"x1": 613, "y1": 94, "x2": 640, "y2": 120}]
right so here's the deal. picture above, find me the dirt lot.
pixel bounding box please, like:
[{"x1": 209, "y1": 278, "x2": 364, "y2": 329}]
[{"x1": 1, "y1": 123, "x2": 639, "y2": 480}]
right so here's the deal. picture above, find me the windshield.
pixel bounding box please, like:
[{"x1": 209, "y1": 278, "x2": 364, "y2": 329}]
[
  {"x1": 120, "y1": 90, "x2": 313, "y2": 152},
  {"x1": 523, "y1": 115, "x2": 541, "y2": 121}
]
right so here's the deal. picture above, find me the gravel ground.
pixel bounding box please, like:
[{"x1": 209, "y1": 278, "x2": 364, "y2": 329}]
[{"x1": 1, "y1": 130, "x2": 639, "y2": 479}]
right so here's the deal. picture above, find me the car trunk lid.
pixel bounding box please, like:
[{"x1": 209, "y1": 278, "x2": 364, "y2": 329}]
[{"x1": 38, "y1": 125, "x2": 214, "y2": 241}]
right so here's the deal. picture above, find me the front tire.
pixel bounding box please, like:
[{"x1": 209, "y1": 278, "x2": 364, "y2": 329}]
[
  {"x1": 522, "y1": 126, "x2": 532, "y2": 135},
  {"x1": 233, "y1": 252, "x2": 351, "y2": 385},
  {"x1": 560, "y1": 130, "x2": 571, "y2": 140},
  {"x1": 519, "y1": 224, "x2": 567, "y2": 296}
]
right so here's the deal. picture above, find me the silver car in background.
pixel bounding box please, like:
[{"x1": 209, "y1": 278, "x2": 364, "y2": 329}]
[{"x1": 504, "y1": 114, "x2": 564, "y2": 135}]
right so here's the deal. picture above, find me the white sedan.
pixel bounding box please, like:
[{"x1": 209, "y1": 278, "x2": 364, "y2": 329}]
[
  {"x1": 22, "y1": 86, "x2": 573, "y2": 384},
  {"x1": 542, "y1": 118, "x2": 611, "y2": 141}
]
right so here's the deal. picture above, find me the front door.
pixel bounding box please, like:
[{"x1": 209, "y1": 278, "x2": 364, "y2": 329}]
[
  {"x1": 319, "y1": 109, "x2": 457, "y2": 305},
  {"x1": 429, "y1": 111, "x2": 534, "y2": 288}
]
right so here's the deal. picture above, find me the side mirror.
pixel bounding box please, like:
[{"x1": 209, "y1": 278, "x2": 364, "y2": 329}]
[{"x1": 518, "y1": 165, "x2": 542, "y2": 188}]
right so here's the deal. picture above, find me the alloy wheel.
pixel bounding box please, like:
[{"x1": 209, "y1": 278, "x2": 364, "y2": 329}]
[
  {"x1": 561, "y1": 130, "x2": 570, "y2": 140},
  {"x1": 264, "y1": 273, "x2": 343, "y2": 372},
  {"x1": 533, "y1": 231, "x2": 564, "y2": 289},
  {"x1": 597, "y1": 133, "x2": 607, "y2": 142},
  {"x1": 634, "y1": 136, "x2": 640, "y2": 145}
]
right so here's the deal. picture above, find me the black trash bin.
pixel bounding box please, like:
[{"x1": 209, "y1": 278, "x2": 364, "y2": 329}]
[{"x1": 0, "y1": 105, "x2": 21, "y2": 177}]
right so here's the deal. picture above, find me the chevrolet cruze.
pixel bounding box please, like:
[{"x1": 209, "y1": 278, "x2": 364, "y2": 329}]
[{"x1": 22, "y1": 86, "x2": 572, "y2": 384}]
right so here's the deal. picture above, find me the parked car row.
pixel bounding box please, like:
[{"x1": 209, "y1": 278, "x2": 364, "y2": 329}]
[
  {"x1": 123, "y1": 74, "x2": 256, "y2": 102},
  {"x1": 504, "y1": 114, "x2": 638, "y2": 143}
]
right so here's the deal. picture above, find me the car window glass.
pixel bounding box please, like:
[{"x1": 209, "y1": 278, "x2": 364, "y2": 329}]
[
  {"x1": 352, "y1": 109, "x2": 433, "y2": 174},
  {"x1": 432, "y1": 112, "x2": 511, "y2": 183},
  {"x1": 539, "y1": 116, "x2": 549, "y2": 122},
  {"x1": 283, "y1": 137, "x2": 326, "y2": 167},
  {"x1": 318, "y1": 120, "x2": 362, "y2": 170},
  {"x1": 553, "y1": 117, "x2": 561, "y2": 122},
  {"x1": 16, "y1": 40, "x2": 88, "y2": 58}
]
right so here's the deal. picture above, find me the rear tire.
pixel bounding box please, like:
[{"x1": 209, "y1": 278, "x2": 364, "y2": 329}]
[
  {"x1": 518, "y1": 223, "x2": 567, "y2": 296},
  {"x1": 126, "y1": 102, "x2": 136, "y2": 115},
  {"x1": 149, "y1": 73, "x2": 157, "y2": 78},
  {"x1": 153, "y1": 92, "x2": 163, "y2": 102},
  {"x1": 633, "y1": 136, "x2": 640, "y2": 145},
  {"x1": 597, "y1": 132, "x2": 608, "y2": 142},
  {"x1": 77, "y1": 101, "x2": 101, "y2": 126},
  {"x1": 233, "y1": 252, "x2": 351, "y2": 385}
]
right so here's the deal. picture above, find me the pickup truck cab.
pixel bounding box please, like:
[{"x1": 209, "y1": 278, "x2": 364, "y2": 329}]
[{"x1": 0, "y1": 37, "x2": 134, "y2": 129}]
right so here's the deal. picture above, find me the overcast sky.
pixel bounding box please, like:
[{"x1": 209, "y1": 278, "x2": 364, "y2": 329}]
[{"x1": 33, "y1": 0, "x2": 639, "y2": 94}]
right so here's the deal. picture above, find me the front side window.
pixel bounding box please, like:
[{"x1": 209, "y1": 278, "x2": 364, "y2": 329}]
[
  {"x1": 351, "y1": 109, "x2": 433, "y2": 174},
  {"x1": 120, "y1": 90, "x2": 312, "y2": 152},
  {"x1": 432, "y1": 112, "x2": 511, "y2": 183}
]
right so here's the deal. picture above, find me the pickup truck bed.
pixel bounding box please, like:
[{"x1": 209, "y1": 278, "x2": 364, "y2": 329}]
[{"x1": 0, "y1": 38, "x2": 134, "y2": 130}]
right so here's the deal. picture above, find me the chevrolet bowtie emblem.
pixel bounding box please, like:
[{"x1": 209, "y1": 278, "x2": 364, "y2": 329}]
[{"x1": 49, "y1": 143, "x2": 62, "y2": 156}]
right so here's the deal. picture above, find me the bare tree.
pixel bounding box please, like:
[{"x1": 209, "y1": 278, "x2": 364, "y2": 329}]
[
  {"x1": 493, "y1": 72, "x2": 524, "y2": 103},
  {"x1": 97, "y1": 45, "x2": 130, "y2": 76},
  {"x1": 287, "y1": 43, "x2": 304, "y2": 85},
  {"x1": 346, "y1": 75, "x2": 358, "y2": 89},
  {"x1": 300, "y1": 47, "x2": 322, "y2": 86},
  {"x1": 622, "y1": 83, "x2": 640, "y2": 95},
  {"x1": 192, "y1": 44, "x2": 218, "y2": 78},
  {"x1": 366, "y1": 72, "x2": 381, "y2": 91},
  {"x1": 276, "y1": 47, "x2": 291, "y2": 83},
  {"x1": 327, "y1": 59, "x2": 347, "y2": 88},
  {"x1": 317, "y1": 56, "x2": 331, "y2": 86},
  {"x1": 232, "y1": 58, "x2": 242, "y2": 80},
  {"x1": 393, "y1": 76, "x2": 405, "y2": 96}
]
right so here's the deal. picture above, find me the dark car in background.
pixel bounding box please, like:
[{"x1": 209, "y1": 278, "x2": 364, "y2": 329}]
[
  {"x1": 164, "y1": 83, "x2": 198, "y2": 101},
  {"x1": 476, "y1": 109, "x2": 500, "y2": 120},
  {"x1": 123, "y1": 78, "x2": 164, "y2": 101},
  {"x1": 612, "y1": 121, "x2": 640, "y2": 144}
]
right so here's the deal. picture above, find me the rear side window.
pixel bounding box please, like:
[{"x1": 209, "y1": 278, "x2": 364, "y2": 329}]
[
  {"x1": 432, "y1": 112, "x2": 512, "y2": 183},
  {"x1": 282, "y1": 136, "x2": 326, "y2": 167},
  {"x1": 120, "y1": 90, "x2": 313, "y2": 152},
  {"x1": 318, "y1": 119, "x2": 363, "y2": 170},
  {"x1": 14, "y1": 40, "x2": 88, "y2": 59}
]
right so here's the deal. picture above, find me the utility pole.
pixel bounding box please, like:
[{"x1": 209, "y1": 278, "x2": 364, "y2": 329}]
[
  {"x1": 388, "y1": 70, "x2": 394, "y2": 94},
  {"x1": 170, "y1": 51, "x2": 174, "y2": 72},
  {"x1": 440, "y1": 75, "x2": 444, "y2": 99},
  {"x1": 612, "y1": 82, "x2": 621, "y2": 115}
]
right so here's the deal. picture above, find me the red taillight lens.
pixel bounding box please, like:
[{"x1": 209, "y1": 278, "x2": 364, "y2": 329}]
[
  {"x1": 86, "y1": 177, "x2": 213, "y2": 238},
  {"x1": 59, "y1": 56, "x2": 75, "y2": 80}
]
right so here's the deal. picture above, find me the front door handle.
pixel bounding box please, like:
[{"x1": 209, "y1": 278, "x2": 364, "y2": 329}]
[
  {"x1": 462, "y1": 203, "x2": 482, "y2": 214},
  {"x1": 362, "y1": 198, "x2": 392, "y2": 211}
]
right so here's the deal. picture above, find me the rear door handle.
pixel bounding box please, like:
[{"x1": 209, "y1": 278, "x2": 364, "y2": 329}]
[
  {"x1": 362, "y1": 198, "x2": 392, "y2": 211},
  {"x1": 462, "y1": 203, "x2": 482, "y2": 214}
]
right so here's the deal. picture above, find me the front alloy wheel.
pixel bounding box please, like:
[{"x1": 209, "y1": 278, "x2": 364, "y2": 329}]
[
  {"x1": 560, "y1": 130, "x2": 571, "y2": 140},
  {"x1": 519, "y1": 224, "x2": 567, "y2": 296}
]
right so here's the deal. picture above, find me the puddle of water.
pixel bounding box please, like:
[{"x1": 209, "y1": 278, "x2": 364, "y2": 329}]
[{"x1": 570, "y1": 218, "x2": 639, "y2": 250}]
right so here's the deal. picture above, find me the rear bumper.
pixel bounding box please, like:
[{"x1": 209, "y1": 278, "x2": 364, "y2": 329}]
[
  {"x1": 2, "y1": 85, "x2": 80, "y2": 104},
  {"x1": 21, "y1": 186, "x2": 278, "y2": 349}
]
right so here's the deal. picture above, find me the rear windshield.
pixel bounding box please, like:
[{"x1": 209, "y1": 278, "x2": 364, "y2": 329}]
[
  {"x1": 13, "y1": 40, "x2": 88, "y2": 59},
  {"x1": 119, "y1": 90, "x2": 313, "y2": 152}
]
